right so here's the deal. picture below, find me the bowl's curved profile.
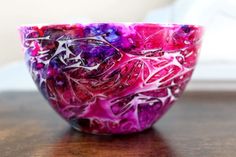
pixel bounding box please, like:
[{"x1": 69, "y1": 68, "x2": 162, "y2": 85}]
[{"x1": 19, "y1": 23, "x2": 203, "y2": 134}]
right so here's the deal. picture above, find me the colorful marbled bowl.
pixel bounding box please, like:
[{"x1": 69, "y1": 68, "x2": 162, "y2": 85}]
[{"x1": 19, "y1": 23, "x2": 203, "y2": 135}]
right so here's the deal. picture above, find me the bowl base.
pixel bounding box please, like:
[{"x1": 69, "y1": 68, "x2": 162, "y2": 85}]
[{"x1": 71, "y1": 124, "x2": 153, "y2": 135}]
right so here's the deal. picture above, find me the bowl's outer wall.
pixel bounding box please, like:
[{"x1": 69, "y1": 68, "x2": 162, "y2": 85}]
[{"x1": 19, "y1": 23, "x2": 203, "y2": 134}]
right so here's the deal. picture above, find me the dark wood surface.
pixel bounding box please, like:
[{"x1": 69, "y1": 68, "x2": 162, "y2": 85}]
[{"x1": 0, "y1": 91, "x2": 236, "y2": 157}]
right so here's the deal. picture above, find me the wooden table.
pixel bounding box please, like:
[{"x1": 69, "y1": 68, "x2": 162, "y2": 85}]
[{"x1": 0, "y1": 91, "x2": 236, "y2": 157}]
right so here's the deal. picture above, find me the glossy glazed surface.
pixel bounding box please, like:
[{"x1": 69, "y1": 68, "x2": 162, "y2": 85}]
[{"x1": 19, "y1": 23, "x2": 203, "y2": 134}]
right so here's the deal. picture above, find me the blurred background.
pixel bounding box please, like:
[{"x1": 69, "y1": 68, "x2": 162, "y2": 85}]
[{"x1": 0, "y1": 0, "x2": 236, "y2": 91}]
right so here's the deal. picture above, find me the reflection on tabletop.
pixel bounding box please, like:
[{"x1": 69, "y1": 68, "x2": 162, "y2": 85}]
[{"x1": 44, "y1": 128, "x2": 174, "y2": 157}]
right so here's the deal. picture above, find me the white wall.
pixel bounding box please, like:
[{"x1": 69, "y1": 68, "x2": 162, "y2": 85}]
[{"x1": 0, "y1": 0, "x2": 173, "y2": 67}]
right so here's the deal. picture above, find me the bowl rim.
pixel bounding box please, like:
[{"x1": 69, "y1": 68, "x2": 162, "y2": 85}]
[{"x1": 18, "y1": 22, "x2": 203, "y2": 29}]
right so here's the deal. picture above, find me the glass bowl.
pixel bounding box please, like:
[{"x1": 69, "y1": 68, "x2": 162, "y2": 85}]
[{"x1": 19, "y1": 23, "x2": 203, "y2": 135}]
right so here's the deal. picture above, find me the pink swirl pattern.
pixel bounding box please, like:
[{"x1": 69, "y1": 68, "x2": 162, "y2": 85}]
[{"x1": 19, "y1": 23, "x2": 203, "y2": 134}]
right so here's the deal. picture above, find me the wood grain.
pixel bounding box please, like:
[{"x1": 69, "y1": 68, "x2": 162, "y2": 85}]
[{"x1": 0, "y1": 91, "x2": 236, "y2": 157}]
